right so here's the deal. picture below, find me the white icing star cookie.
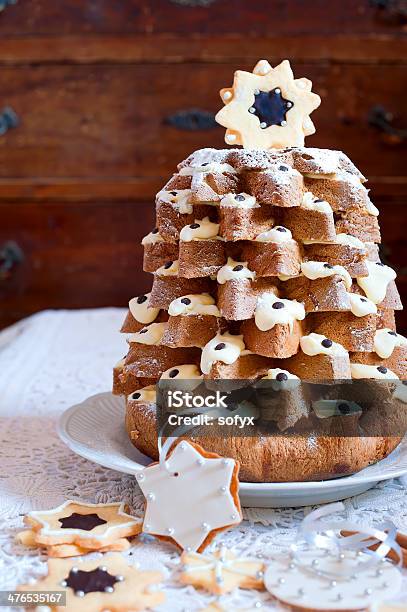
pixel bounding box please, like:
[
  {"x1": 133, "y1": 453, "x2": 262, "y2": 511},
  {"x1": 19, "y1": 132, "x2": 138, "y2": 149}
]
[
  {"x1": 215, "y1": 59, "x2": 321, "y2": 149},
  {"x1": 136, "y1": 441, "x2": 242, "y2": 552}
]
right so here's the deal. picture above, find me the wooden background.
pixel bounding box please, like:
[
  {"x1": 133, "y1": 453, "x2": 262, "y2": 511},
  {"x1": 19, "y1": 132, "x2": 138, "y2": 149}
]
[{"x1": 0, "y1": 0, "x2": 406, "y2": 331}]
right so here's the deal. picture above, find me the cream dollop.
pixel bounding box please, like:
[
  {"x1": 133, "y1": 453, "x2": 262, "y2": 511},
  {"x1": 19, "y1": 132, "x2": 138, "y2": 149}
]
[
  {"x1": 220, "y1": 192, "x2": 258, "y2": 208},
  {"x1": 128, "y1": 385, "x2": 157, "y2": 404},
  {"x1": 302, "y1": 191, "x2": 332, "y2": 214},
  {"x1": 156, "y1": 260, "x2": 179, "y2": 276},
  {"x1": 160, "y1": 364, "x2": 203, "y2": 392},
  {"x1": 357, "y1": 260, "x2": 397, "y2": 305},
  {"x1": 301, "y1": 261, "x2": 352, "y2": 290},
  {"x1": 179, "y1": 162, "x2": 237, "y2": 176},
  {"x1": 350, "y1": 363, "x2": 398, "y2": 380},
  {"x1": 217, "y1": 257, "x2": 255, "y2": 284},
  {"x1": 261, "y1": 368, "x2": 300, "y2": 391},
  {"x1": 168, "y1": 294, "x2": 220, "y2": 317},
  {"x1": 374, "y1": 328, "x2": 407, "y2": 359},
  {"x1": 366, "y1": 199, "x2": 379, "y2": 216},
  {"x1": 255, "y1": 226, "x2": 293, "y2": 243},
  {"x1": 156, "y1": 189, "x2": 192, "y2": 214},
  {"x1": 255, "y1": 292, "x2": 305, "y2": 332},
  {"x1": 393, "y1": 382, "x2": 407, "y2": 403},
  {"x1": 335, "y1": 233, "x2": 365, "y2": 249},
  {"x1": 160, "y1": 364, "x2": 202, "y2": 380},
  {"x1": 179, "y1": 217, "x2": 220, "y2": 242},
  {"x1": 312, "y1": 400, "x2": 362, "y2": 418},
  {"x1": 129, "y1": 293, "x2": 160, "y2": 325},
  {"x1": 127, "y1": 322, "x2": 167, "y2": 346},
  {"x1": 348, "y1": 293, "x2": 377, "y2": 317},
  {"x1": 141, "y1": 229, "x2": 164, "y2": 245},
  {"x1": 300, "y1": 333, "x2": 348, "y2": 357},
  {"x1": 200, "y1": 332, "x2": 245, "y2": 375}
]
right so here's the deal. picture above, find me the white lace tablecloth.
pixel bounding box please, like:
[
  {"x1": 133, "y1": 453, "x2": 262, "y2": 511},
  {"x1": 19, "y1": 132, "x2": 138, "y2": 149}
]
[{"x1": 0, "y1": 308, "x2": 406, "y2": 611}]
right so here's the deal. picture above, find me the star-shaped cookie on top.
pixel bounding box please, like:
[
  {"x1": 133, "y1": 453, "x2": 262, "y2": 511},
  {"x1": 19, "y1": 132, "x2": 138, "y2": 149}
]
[{"x1": 215, "y1": 59, "x2": 321, "y2": 149}]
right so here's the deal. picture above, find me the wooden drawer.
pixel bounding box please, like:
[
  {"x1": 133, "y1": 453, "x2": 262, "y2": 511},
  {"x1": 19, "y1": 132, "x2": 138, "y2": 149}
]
[
  {"x1": 0, "y1": 0, "x2": 405, "y2": 36},
  {"x1": 1, "y1": 200, "x2": 406, "y2": 334},
  {"x1": 0, "y1": 63, "x2": 406, "y2": 197},
  {"x1": 0, "y1": 201, "x2": 154, "y2": 328}
]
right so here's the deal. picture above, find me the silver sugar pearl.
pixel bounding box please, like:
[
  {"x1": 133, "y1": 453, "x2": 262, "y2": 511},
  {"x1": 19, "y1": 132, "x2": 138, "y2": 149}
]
[
  {"x1": 76, "y1": 591, "x2": 85, "y2": 598},
  {"x1": 219, "y1": 486, "x2": 227, "y2": 495},
  {"x1": 136, "y1": 472, "x2": 145, "y2": 481},
  {"x1": 254, "y1": 89, "x2": 260, "y2": 95},
  {"x1": 312, "y1": 559, "x2": 319, "y2": 566},
  {"x1": 71, "y1": 567, "x2": 79, "y2": 573},
  {"x1": 256, "y1": 570, "x2": 264, "y2": 579},
  {"x1": 286, "y1": 102, "x2": 293, "y2": 108},
  {"x1": 364, "y1": 588, "x2": 373, "y2": 596},
  {"x1": 338, "y1": 553, "x2": 345, "y2": 561},
  {"x1": 196, "y1": 458, "x2": 204, "y2": 466},
  {"x1": 289, "y1": 563, "x2": 296, "y2": 570},
  {"x1": 254, "y1": 603, "x2": 262, "y2": 609},
  {"x1": 230, "y1": 514, "x2": 237, "y2": 521},
  {"x1": 376, "y1": 569, "x2": 384, "y2": 576},
  {"x1": 260, "y1": 122, "x2": 267, "y2": 129},
  {"x1": 280, "y1": 120, "x2": 287, "y2": 126},
  {"x1": 330, "y1": 580, "x2": 337, "y2": 588},
  {"x1": 202, "y1": 522, "x2": 210, "y2": 531},
  {"x1": 104, "y1": 586, "x2": 114, "y2": 593},
  {"x1": 60, "y1": 580, "x2": 67, "y2": 587},
  {"x1": 249, "y1": 107, "x2": 256, "y2": 114},
  {"x1": 144, "y1": 524, "x2": 151, "y2": 532},
  {"x1": 278, "y1": 578, "x2": 285, "y2": 585},
  {"x1": 147, "y1": 493, "x2": 155, "y2": 502},
  {"x1": 116, "y1": 575, "x2": 124, "y2": 582},
  {"x1": 99, "y1": 566, "x2": 107, "y2": 572},
  {"x1": 167, "y1": 527, "x2": 174, "y2": 535}
]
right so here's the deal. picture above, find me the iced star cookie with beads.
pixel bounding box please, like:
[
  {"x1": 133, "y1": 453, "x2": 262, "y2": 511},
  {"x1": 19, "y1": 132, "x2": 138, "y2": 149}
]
[
  {"x1": 180, "y1": 546, "x2": 265, "y2": 595},
  {"x1": 17, "y1": 553, "x2": 165, "y2": 612},
  {"x1": 137, "y1": 441, "x2": 242, "y2": 552},
  {"x1": 24, "y1": 501, "x2": 142, "y2": 548},
  {"x1": 215, "y1": 59, "x2": 321, "y2": 149}
]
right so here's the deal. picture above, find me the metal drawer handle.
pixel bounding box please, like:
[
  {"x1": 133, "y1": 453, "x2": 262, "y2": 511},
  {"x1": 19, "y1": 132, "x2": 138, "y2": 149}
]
[
  {"x1": 169, "y1": 0, "x2": 217, "y2": 6},
  {"x1": 369, "y1": 0, "x2": 407, "y2": 24},
  {"x1": 0, "y1": 107, "x2": 19, "y2": 136},
  {"x1": 165, "y1": 109, "x2": 217, "y2": 131},
  {"x1": 368, "y1": 106, "x2": 407, "y2": 144},
  {"x1": 0, "y1": 0, "x2": 17, "y2": 12},
  {"x1": 0, "y1": 241, "x2": 24, "y2": 280}
]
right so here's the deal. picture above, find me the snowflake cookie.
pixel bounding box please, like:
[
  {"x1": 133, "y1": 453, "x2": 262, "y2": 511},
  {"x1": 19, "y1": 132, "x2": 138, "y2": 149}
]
[
  {"x1": 18, "y1": 553, "x2": 165, "y2": 612},
  {"x1": 136, "y1": 441, "x2": 242, "y2": 552},
  {"x1": 180, "y1": 546, "x2": 265, "y2": 595},
  {"x1": 215, "y1": 59, "x2": 321, "y2": 150}
]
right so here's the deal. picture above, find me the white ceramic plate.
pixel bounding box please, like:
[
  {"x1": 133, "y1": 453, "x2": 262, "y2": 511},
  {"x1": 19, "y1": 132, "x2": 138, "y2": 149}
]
[{"x1": 58, "y1": 392, "x2": 407, "y2": 508}]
